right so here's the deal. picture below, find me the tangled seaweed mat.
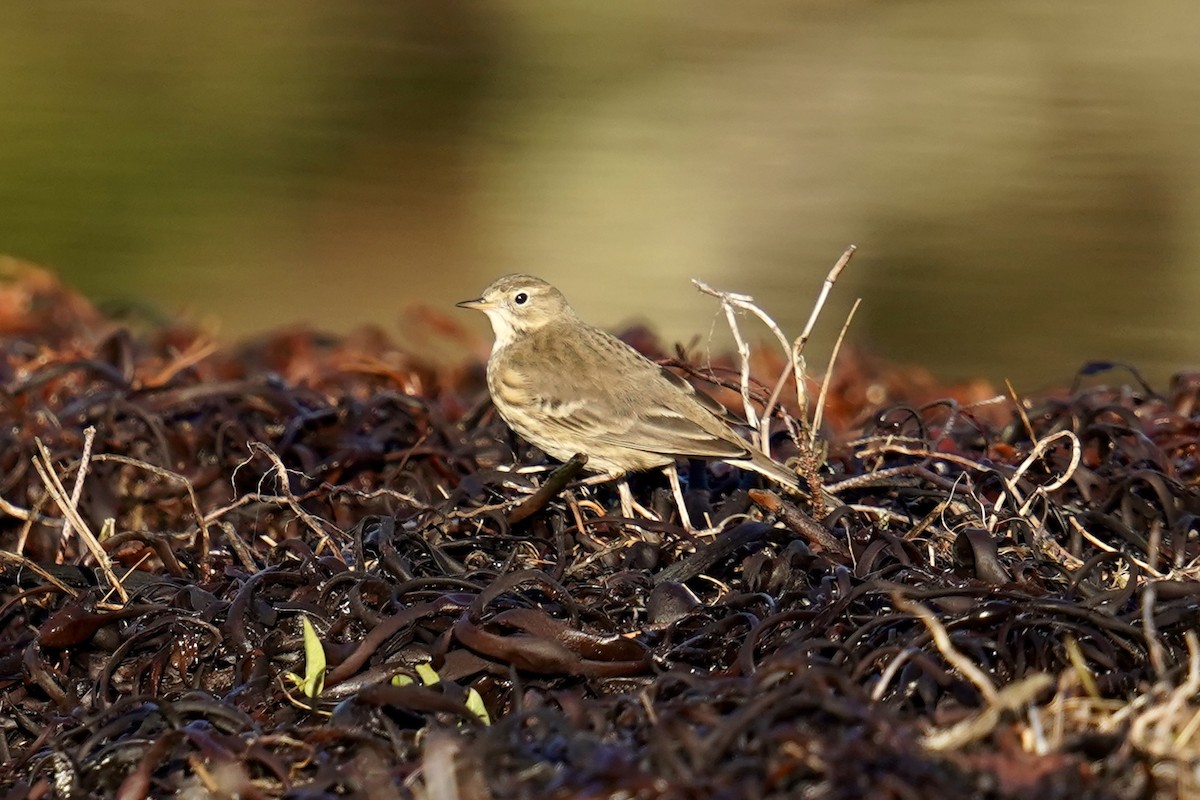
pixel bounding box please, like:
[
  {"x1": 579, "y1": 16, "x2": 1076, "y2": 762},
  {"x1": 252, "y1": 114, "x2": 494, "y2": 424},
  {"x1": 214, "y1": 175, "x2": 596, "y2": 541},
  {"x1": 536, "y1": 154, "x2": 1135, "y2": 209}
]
[{"x1": 0, "y1": 264, "x2": 1199, "y2": 799}]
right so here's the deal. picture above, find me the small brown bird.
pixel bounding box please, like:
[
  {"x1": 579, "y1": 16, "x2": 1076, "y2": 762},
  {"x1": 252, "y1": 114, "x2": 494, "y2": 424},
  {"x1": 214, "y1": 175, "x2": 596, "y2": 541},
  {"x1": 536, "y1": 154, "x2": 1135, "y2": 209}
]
[{"x1": 457, "y1": 274, "x2": 801, "y2": 521}]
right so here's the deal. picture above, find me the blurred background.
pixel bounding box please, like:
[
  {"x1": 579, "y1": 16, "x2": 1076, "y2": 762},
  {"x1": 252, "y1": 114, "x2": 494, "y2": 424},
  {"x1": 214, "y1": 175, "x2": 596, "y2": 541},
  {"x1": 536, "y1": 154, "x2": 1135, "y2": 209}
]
[{"x1": 1, "y1": 0, "x2": 1197, "y2": 389}]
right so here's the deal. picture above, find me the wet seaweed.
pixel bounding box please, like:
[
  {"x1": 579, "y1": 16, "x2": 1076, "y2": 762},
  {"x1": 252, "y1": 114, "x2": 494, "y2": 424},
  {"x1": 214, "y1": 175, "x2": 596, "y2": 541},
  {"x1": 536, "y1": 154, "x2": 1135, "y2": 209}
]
[{"x1": 0, "y1": 265, "x2": 1196, "y2": 798}]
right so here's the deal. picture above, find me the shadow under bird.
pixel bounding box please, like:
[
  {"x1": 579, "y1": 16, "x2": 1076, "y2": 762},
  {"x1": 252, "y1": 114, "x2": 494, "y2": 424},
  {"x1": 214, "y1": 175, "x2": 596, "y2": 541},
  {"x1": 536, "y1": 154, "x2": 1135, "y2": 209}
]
[{"x1": 458, "y1": 274, "x2": 805, "y2": 523}]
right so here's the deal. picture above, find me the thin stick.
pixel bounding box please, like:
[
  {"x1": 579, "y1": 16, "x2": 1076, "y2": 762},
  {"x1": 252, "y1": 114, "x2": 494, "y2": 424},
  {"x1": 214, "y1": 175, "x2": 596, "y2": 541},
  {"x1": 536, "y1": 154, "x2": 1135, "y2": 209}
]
[
  {"x1": 58, "y1": 426, "x2": 97, "y2": 550},
  {"x1": 13, "y1": 494, "x2": 50, "y2": 557},
  {"x1": 32, "y1": 440, "x2": 128, "y2": 603},
  {"x1": 91, "y1": 453, "x2": 213, "y2": 573},
  {"x1": 33, "y1": 442, "x2": 99, "y2": 561},
  {"x1": 1069, "y1": 517, "x2": 1163, "y2": 578},
  {"x1": 993, "y1": 429, "x2": 1082, "y2": 520},
  {"x1": 694, "y1": 251, "x2": 855, "y2": 457},
  {"x1": 693, "y1": 280, "x2": 761, "y2": 435},
  {"x1": 664, "y1": 463, "x2": 697, "y2": 532},
  {"x1": 693, "y1": 280, "x2": 804, "y2": 454},
  {"x1": 923, "y1": 674, "x2": 1053, "y2": 751},
  {"x1": 249, "y1": 441, "x2": 342, "y2": 550},
  {"x1": 1004, "y1": 379, "x2": 1037, "y2": 443},
  {"x1": 796, "y1": 245, "x2": 855, "y2": 359},
  {"x1": 0, "y1": 550, "x2": 79, "y2": 597},
  {"x1": 141, "y1": 336, "x2": 218, "y2": 388},
  {"x1": 895, "y1": 594, "x2": 999, "y2": 704},
  {"x1": 1141, "y1": 582, "x2": 1167, "y2": 678},
  {"x1": 872, "y1": 647, "x2": 918, "y2": 701},
  {"x1": 0, "y1": 493, "x2": 35, "y2": 521},
  {"x1": 810, "y1": 297, "x2": 861, "y2": 448},
  {"x1": 690, "y1": 283, "x2": 794, "y2": 365},
  {"x1": 763, "y1": 245, "x2": 856, "y2": 427}
]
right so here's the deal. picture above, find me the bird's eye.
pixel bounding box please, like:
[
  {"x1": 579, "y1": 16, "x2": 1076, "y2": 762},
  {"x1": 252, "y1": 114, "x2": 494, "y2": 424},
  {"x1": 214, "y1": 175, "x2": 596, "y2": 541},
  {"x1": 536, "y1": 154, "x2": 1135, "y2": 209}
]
[{"x1": 514, "y1": 292, "x2": 528, "y2": 305}]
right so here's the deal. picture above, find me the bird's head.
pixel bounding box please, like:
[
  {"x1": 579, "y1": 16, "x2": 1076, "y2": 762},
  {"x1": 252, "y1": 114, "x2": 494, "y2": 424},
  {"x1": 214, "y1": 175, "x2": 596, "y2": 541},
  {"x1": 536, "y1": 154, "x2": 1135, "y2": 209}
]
[{"x1": 457, "y1": 274, "x2": 574, "y2": 347}]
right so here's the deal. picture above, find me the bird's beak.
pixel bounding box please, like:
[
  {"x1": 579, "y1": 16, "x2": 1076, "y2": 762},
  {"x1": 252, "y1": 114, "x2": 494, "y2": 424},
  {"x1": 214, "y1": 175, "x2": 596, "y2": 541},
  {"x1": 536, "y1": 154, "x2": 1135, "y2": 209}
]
[{"x1": 456, "y1": 296, "x2": 491, "y2": 311}]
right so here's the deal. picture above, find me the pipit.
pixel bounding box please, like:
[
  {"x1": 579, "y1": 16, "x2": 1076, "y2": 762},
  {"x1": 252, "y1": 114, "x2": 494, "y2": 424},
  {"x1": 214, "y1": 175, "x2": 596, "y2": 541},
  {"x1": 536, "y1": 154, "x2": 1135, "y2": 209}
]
[{"x1": 457, "y1": 274, "x2": 802, "y2": 525}]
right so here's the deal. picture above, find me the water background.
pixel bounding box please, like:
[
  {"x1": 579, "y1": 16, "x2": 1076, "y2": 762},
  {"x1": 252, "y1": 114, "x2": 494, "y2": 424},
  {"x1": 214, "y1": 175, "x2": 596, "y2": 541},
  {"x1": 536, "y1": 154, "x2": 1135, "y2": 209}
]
[{"x1": 2, "y1": 1, "x2": 1198, "y2": 391}]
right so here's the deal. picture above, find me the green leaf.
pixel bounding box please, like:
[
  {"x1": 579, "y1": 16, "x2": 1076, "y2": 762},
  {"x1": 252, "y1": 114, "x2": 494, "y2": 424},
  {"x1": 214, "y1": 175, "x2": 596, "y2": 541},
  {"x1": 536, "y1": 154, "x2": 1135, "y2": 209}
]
[
  {"x1": 464, "y1": 687, "x2": 491, "y2": 725},
  {"x1": 295, "y1": 615, "x2": 325, "y2": 698},
  {"x1": 389, "y1": 662, "x2": 489, "y2": 725},
  {"x1": 415, "y1": 662, "x2": 441, "y2": 685}
]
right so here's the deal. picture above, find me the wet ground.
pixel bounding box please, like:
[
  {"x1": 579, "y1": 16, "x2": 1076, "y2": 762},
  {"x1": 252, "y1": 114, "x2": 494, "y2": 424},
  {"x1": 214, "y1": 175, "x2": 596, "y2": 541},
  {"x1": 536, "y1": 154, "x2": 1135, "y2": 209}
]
[{"x1": 0, "y1": 263, "x2": 1197, "y2": 798}]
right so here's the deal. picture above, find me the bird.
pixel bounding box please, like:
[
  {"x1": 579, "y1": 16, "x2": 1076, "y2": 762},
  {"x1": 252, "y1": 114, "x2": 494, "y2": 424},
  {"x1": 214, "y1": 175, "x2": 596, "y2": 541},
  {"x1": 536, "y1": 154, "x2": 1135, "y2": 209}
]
[{"x1": 457, "y1": 274, "x2": 803, "y2": 525}]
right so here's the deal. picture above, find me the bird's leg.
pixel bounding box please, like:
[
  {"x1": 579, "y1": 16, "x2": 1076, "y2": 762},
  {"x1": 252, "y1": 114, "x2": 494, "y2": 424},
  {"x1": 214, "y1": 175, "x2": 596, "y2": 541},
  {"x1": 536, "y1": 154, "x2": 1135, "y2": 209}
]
[
  {"x1": 615, "y1": 477, "x2": 662, "y2": 520},
  {"x1": 580, "y1": 471, "x2": 657, "y2": 521},
  {"x1": 617, "y1": 480, "x2": 636, "y2": 520},
  {"x1": 579, "y1": 472, "x2": 617, "y2": 487},
  {"x1": 664, "y1": 463, "x2": 696, "y2": 532}
]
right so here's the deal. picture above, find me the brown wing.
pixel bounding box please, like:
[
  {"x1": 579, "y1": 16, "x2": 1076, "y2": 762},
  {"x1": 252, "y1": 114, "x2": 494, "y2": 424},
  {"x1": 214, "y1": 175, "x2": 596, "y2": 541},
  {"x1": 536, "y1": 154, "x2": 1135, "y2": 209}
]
[
  {"x1": 658, "y1": 366, "x2": 743, "y2": 423},
  {"x1": 513, "y1": 332, "x2": 751, "y2": 460},
  {"x1": 553, "y1": 398, "x2": 750, "y2": 459}
]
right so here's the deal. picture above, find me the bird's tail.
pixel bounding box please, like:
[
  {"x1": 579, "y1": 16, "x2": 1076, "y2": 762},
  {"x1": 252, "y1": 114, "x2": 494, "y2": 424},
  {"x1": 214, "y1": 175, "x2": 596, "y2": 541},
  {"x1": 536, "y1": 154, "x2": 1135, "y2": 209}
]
[
  {"x1": 730, "y1": 450, "x2": 805, "y2": 495},
  {"x1": 732, "y1": 449, "x2": 849, "y2": 513}
]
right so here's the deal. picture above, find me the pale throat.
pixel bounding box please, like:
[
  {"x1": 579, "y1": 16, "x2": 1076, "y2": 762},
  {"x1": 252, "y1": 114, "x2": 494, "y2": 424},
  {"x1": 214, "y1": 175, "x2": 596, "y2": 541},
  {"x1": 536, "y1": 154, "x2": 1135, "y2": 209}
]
[{"x1": 484, "y1": 310, "x2": 518, "y2": 351}]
